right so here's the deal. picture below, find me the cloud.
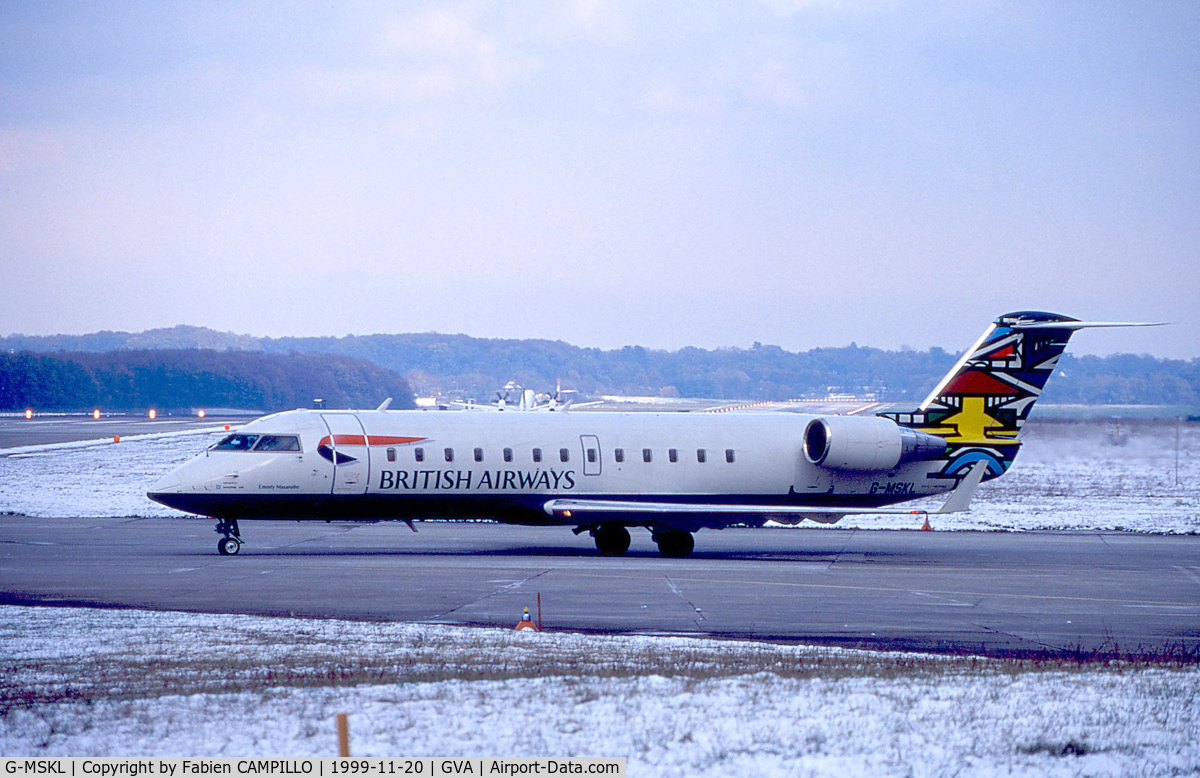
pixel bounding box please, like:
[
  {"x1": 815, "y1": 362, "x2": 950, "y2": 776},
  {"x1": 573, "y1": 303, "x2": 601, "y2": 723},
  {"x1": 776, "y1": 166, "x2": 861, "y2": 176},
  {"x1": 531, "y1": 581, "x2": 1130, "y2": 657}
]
[{"x1": 382, "y1": 6, "x2": 492, "y2": 59}]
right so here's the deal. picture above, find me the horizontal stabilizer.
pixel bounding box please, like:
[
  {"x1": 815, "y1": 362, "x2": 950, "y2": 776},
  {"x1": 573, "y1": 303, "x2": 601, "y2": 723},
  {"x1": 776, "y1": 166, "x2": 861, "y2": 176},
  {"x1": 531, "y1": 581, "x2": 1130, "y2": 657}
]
[{"x1": 1011, "y1": 320, "x2": 1167, "y2": 330}]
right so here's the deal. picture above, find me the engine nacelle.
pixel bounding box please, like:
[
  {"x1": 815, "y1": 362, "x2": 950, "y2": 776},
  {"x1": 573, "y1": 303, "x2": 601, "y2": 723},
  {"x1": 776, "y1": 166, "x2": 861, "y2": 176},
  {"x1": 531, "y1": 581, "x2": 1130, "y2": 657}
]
[{"x1": 803, "y1": 416, "x2": 947, "y2": 472}]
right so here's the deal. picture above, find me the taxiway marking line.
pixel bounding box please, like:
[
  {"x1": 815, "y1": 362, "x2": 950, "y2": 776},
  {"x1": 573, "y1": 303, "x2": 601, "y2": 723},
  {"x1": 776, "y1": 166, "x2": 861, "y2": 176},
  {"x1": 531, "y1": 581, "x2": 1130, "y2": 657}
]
[
  {"x1": 1174, "y1": 566, "x2": 1200, "y2": 587},
  {"x1": 574, "y1": 572, "x2": 1200, "y2": 609}
]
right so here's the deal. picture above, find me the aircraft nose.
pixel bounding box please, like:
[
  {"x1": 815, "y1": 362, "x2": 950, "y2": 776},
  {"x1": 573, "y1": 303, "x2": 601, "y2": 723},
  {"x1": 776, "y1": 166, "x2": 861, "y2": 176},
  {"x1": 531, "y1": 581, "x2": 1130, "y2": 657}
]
[
  {"x1": 148, "y1": 455, "x2": 211, "y2": 496},
  {"x1": 149, "y1": 471, "x2": 183, "y2": 493}
]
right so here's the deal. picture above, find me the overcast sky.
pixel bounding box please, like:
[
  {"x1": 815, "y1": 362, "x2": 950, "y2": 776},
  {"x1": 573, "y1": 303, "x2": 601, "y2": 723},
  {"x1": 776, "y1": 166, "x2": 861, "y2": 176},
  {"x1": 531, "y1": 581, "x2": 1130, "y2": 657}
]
[{"x1": 1, "y1": 1, "x2": 1196, "y2": 358}]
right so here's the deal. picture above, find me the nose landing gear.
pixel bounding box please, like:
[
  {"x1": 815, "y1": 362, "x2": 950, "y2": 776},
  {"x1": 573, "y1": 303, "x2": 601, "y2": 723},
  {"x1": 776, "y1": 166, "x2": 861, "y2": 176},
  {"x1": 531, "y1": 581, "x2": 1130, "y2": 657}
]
[{"x1": 215, "y1": 519, "x2": 243, "y2": 555}]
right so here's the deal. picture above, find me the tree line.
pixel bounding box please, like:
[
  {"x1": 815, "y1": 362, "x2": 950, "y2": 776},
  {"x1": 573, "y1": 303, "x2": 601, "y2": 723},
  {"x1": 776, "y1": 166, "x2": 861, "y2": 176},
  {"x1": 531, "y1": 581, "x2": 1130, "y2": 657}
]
[
  {"x1": 2, "y1": 326, "x2": 1197, "y2": 406},
  {"x1": 0, "y1": 350, "x2": 415, "y2": 412}
]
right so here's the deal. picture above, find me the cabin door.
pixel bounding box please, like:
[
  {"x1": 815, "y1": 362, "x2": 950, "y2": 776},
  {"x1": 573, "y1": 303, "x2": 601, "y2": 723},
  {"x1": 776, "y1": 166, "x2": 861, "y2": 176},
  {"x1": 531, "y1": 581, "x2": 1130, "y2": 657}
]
[
  {"x1": 579, "y1": 435, "x2": 602, "y2": 476},
  {"x1": 321, "y1": 414, "x2": 370, "y2": 495}
]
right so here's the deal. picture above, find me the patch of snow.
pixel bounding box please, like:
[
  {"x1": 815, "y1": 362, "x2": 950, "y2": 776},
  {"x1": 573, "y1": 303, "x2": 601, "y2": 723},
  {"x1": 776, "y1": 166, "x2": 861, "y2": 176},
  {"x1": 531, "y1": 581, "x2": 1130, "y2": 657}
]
[
  {"x1": 0, "y1": 430, "x2": 227, "y2": 518},
  {"x1": 848, "y1": 420, "x2": 1200, "y2": 533},
  {"x1": 1, "y1": 606, "x2": 1198, "y2": 775}
]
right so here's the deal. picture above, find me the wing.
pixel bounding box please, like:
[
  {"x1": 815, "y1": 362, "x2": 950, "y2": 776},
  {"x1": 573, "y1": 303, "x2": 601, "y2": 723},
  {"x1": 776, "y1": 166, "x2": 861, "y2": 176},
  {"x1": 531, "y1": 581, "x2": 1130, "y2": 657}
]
[
  {"x1": 543, "y1": 461, "x2": 988, "y2": 525},
  {"x1": 543, "y1": 499, "x2": 922, "y2": 525}
]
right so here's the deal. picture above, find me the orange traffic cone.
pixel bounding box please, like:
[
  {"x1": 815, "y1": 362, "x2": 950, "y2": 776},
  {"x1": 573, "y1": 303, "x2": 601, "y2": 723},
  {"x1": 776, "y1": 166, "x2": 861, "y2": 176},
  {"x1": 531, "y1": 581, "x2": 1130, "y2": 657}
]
[{"x1": 515, "y1": 606, "x2": 538, "y2": 631}]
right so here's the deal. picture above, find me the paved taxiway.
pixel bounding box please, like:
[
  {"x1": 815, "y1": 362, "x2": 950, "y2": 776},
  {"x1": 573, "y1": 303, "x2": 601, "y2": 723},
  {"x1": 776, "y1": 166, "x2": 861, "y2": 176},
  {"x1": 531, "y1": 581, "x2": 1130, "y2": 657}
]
[
  {"x1": 0, "y1": 414, "x2": 245, "y2": 449},
  {"x1": 2, "y1": 515, "x2": 1197, "y2": 657}
]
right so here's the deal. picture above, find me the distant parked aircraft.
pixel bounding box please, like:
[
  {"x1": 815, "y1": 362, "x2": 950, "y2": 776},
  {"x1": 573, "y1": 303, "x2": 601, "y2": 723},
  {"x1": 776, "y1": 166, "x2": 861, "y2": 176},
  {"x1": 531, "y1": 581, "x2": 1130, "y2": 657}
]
[
  {"x1": 149, "y1": 312, "x2": 1160, "y2": 557},
  {"x1": 452, "y1": 380, "x2": 600, "y2": 412}
]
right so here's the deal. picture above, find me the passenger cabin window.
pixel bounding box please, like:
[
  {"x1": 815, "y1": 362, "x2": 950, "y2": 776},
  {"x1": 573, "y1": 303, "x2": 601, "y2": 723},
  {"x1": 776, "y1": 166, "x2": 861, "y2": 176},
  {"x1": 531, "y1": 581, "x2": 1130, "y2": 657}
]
[
  {"x1": 643, "y1": 448, "x2": 652, "y2": 463},
  {"x1": 213, "y1": 434, "x2": 258, "y2": 451},
  {"x1": 559, "y1": 448, "x2": 570, "y2": 463},
  {"x1": 532, "y1": 448, "x2": 543, "y2": 463},
  {"x1": 474, "y1": 447, "x2": 484, "y2": 462},
  {"x1": 614, "y1": 448, "x2": 625, "y2": 463},
  {"x1": 587, "y1": 448, "x2": 597, "y2": 463},
  {"x1": 696, "y1": 448, "x2": 707, "y2": 463},
  {"x1": 414, "y1": 447, "x2": 425, "y2": 462},
  {"x1": 503, "y1": 448, "x2": 513, "y2": 462},
  {"x1": 668, "y1": 448, "x2": 678, "y2": 463},
  {"x1": 386, "y1": 448, "x2": 396, "y2": 462},
  {"x1": 253, "y1": 435, "x2": 301, "y2": 452},
  {"x1": 725, "y1": 448, "x2": 736, "y2": 463},
  {"x1": 444, "y1": 448, "x2": 454, "y2": 462}
]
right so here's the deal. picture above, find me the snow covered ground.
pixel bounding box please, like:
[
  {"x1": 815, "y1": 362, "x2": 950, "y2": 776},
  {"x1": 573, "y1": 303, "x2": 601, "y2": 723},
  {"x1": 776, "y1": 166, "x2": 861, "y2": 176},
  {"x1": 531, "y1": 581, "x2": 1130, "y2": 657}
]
[
  {"x1": 2, "y1": 605, "x2": 1198, "y2": 774},
  {"x1": 0, "y1": 427, "x2": 228, "y2": 520},
  {"x1": 873, "y1": 419, "x2": 1200, "y2": 533},
  {"x1": 1, "y1": 418, "x2": 1195, "y2": 532}
]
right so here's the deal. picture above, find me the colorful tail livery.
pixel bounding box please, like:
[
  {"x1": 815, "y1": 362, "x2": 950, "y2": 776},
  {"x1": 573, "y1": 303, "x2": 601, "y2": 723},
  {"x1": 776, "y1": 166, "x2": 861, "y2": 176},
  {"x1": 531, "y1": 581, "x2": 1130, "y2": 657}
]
[{"x1": 880, "y1": 311, "x2": 1164, "y2": 480}]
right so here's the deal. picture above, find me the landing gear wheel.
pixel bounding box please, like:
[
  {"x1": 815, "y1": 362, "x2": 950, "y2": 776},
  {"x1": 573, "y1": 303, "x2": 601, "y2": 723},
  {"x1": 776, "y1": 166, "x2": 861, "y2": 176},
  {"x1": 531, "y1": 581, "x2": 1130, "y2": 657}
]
[
  {"x1": 214, "y1": 518, "x2": 242, "y2": 556},
  {"x1": 593, "y1": 524, "x2": 631, "y2": 555},
  {"x1": 655, "y1": 529, "x2": 695, "y2": 558}
]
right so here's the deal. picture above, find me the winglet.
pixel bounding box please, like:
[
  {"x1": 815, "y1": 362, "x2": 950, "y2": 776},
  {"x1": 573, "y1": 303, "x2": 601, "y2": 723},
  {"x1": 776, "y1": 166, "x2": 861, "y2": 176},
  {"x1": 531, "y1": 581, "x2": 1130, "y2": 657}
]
[
  {"x1": 935, "y1": 461, "x2": 988, "y2": 514},
  {"x1": 376, "y1": 397, "x2": 393, "y2": 411}
]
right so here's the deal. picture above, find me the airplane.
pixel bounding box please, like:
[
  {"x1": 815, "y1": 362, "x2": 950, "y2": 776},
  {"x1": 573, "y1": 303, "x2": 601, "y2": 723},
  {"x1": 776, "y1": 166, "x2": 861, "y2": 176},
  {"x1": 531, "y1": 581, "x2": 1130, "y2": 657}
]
[
  {"x1": 147, "y1": 311, "x2": 1160, "y2": 557},
  {"x1": 451, "y1": 380, "x2": 602, "y2": 412}
]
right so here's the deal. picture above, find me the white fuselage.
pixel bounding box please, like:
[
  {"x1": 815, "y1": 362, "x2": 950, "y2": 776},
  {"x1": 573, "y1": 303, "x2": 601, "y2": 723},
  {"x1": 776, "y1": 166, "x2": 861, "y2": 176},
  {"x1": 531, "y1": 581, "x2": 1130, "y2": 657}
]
[{"x1": 149, "y1": 408, "x2": 956, "y2": 530}]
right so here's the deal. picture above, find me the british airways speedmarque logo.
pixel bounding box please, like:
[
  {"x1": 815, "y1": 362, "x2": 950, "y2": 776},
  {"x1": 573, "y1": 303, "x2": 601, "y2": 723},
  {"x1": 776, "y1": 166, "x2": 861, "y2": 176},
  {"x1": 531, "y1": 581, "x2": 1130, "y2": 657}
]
[{"x1": 317, "y1": 435, "x2": 426, "y2": 465}]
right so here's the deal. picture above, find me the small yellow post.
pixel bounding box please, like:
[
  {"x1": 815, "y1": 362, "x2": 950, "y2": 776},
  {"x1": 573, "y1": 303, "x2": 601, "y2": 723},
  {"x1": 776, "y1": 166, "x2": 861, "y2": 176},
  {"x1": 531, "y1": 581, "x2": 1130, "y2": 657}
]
[{"x1": 336, "y1": 712, "x2": 350, "y2": 757}]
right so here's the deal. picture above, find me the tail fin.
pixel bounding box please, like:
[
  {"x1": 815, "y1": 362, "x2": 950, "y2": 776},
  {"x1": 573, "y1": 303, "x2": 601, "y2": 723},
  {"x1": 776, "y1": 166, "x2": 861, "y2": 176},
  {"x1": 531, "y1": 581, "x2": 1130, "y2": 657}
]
[{"x1": 879, "y1": 311, "x2": 1160, "y2": 479}]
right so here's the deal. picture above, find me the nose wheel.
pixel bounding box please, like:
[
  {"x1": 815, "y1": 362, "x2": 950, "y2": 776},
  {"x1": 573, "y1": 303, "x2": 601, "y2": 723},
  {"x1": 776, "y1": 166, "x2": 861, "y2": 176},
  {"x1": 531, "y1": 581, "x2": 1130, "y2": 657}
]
[{"x1": 215, "y1": 519, "x2": 243, "y2": 555}]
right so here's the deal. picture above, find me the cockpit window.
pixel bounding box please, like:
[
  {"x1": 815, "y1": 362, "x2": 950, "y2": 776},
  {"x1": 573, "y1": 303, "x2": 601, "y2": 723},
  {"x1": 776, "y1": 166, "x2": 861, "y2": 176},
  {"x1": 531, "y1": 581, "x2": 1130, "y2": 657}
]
[
  {"x1": 212, "y1": 434, "x2": 259, "y2": 451},
  {"x1": 254, "y1": 435, "x2": 301, "y2": 452}
]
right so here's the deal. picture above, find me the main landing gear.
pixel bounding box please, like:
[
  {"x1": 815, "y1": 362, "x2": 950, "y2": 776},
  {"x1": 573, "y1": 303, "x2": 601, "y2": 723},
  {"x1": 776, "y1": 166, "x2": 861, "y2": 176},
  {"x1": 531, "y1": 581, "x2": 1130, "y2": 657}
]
[
  {"x1": 592, "y1": 524, "x2": 631, "y2": 555},
  {"x1": 585, "y1": 524, "x2": 696, "y2": 558},
  {"x1": 653, "y1": 528, "x2": 695, "y2": 558},
  {"x1": 215, "y1": 518, "x2": 242, "y2": 555}
]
